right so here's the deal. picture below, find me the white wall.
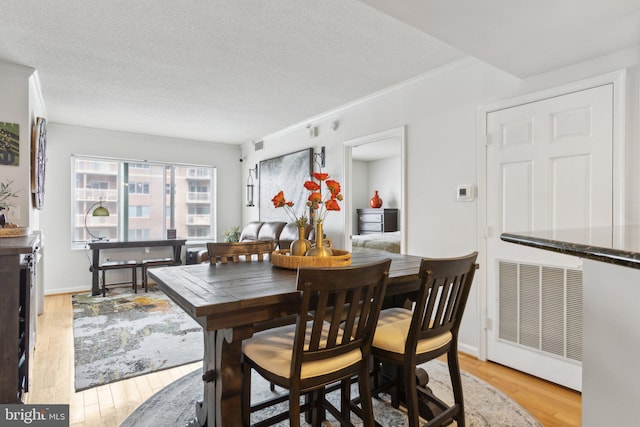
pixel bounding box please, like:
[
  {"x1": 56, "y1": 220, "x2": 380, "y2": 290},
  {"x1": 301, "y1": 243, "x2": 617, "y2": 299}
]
[
  {"x1": 241, "y1": 48, "x2": 640, "y2": 357},
  {"x1": 368, "y1": 156, "x2": 401, "y2": 209},
  {"x1": 41, "y1": 123, "x2": 242, "y2": 294},
  {"x1": 352, "y1": 160, "x2": 369, "y2": 216},
  {"x1": 28, "y1": 71, "x2": 47, "y2": 231},
  {"x1": 0, "y1": 62, "x2": 35, "y2": 228}
]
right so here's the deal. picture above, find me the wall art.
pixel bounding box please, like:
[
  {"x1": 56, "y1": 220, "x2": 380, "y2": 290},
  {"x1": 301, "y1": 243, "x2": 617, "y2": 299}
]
[
  {"x1": 31, "y1": 117, "x2": 47, "y2": 209},
  {"x1": 259, "y1": 148, "x2": 313, "y2": 222},
  {"x1": 0, "y1": 122, "x2": 20, "y2": 166}
]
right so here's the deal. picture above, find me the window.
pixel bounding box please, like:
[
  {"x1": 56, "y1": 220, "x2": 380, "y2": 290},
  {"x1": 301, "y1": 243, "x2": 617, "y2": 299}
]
[
  {"x1": 129, "y1": 206, "x2": 150, "y2": 217},
  {"x1": 129, "y1": 182, "x2": 150, "y2": 194},
  {"x1": 89, "y1": 181, "x2": 109, "y2": 190},
  {"x1": 72, "y1": 156, "x2": 215, "y2": 246},
  {"x1": 130, "y1": 229, "x2": 150, "y2": 240},
  {"x1": 130, "y1": 163, "x2": 150, "y2": 169}
]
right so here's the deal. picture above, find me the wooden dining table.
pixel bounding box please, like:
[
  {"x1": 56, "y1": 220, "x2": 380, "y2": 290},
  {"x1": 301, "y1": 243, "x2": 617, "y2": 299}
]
[{"x1": 148, "y1": 250, "x2": 423, "y2": 427}]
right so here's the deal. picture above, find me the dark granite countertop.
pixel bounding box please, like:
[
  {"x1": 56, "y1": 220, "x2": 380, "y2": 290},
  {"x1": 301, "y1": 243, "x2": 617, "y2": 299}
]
[{"x1": 501, "y1": 225, "x2": 640, "y2": 270}]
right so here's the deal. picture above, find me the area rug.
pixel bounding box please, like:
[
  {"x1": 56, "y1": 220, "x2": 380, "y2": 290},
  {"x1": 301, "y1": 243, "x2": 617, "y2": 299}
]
[
  {"x1": 121, "y1": 359, "x2": 542, "y2": 426},
  {"x1": 72, "y1": 286, "x2": 203, "y2": 391}
]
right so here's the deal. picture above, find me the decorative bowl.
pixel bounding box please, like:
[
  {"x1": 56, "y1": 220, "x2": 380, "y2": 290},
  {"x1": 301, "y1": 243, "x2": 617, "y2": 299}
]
[
  {"x1": 271, "y1": 249, "x2": 352, "y2": 269},
  {"x1": 0, "y1": 227, "x2": 29, "y2": 238}
]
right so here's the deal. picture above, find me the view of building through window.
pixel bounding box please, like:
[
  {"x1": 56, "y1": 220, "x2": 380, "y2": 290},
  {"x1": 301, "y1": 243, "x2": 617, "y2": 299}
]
[{"x1": 72, "y1": 156, "x2": 215, "y2": 246}]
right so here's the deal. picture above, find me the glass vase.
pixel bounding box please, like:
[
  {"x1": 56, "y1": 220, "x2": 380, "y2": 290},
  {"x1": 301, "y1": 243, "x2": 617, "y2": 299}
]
[
  {"x1": 290, "y1": 226, "x2": 312, "y2": 256},
  {"x1": 306, "y1": 222, "x2": 333, "y2": 257}
]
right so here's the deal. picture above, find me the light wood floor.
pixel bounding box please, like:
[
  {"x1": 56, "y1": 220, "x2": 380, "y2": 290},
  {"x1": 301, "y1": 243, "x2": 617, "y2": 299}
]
[{"x1": 26, "y1": 293, "x2": 581, "y2": 426}]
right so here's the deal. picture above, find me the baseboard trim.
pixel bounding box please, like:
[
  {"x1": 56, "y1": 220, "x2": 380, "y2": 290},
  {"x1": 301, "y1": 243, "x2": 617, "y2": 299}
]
[
  {"x1": 45, "y1": 285, "x2": 91, "y2": 296},
  {"x1": 458, "y1": 342, "x2": 479, "y2": 359}
]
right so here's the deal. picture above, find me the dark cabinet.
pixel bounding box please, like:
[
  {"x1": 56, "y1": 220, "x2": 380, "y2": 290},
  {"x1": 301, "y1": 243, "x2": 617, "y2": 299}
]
[
  {"x1": 357, "y1": 208, "x2": 398, "y2": 235},
  {"x1": 0, "y1": 234, "x2": 39, "y2": 403}
]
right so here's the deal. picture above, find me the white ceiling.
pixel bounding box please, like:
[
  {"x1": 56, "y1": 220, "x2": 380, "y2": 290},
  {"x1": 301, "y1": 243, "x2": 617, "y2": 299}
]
[
  {"x1": 1, "y1": 1, "x2": 639, "y2": 145},
  {"x1": 359, "y1": 0, "x2": 640, "y2": 77}
]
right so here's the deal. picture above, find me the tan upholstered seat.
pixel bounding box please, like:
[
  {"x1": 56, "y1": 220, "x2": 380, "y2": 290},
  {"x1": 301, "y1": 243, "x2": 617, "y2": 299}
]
[
  {"x1": 242, "y1": 259, "x2": 391, "y2": 427},
  {"x1": 243, "y1": 323, "x2": 361, "y2": 380},
  {"x1": 371, "y1": 252, "x2": 478, "y2": 427},
  {"x1": 372, "y1": 307, "x2": 452, "y2": 354}
]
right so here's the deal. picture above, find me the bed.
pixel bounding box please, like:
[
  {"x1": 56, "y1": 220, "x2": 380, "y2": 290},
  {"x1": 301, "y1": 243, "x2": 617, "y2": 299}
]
[{"x1": 351, "y1": 231, "x2": 401, "y2": 254}]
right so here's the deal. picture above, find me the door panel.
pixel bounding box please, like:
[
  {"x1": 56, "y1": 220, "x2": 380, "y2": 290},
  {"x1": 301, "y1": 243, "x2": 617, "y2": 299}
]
[{"x1": 486, "y1": 84, "x2": 613, "y2": 391}]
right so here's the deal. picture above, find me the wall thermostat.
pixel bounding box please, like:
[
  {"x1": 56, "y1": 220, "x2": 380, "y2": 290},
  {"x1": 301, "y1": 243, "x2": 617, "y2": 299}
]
[{"x1": 457, "y1": 185, "x2": 475, "y2": 201}]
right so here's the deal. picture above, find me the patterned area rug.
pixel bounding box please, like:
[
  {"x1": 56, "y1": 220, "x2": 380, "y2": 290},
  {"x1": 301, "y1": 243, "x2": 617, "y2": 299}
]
[
  {"x1": 121, "y1": 359, "x2": 542, "y2": 426},
  {"x1": 72, "y1": 286, "x2": 203, "y2": 391}
]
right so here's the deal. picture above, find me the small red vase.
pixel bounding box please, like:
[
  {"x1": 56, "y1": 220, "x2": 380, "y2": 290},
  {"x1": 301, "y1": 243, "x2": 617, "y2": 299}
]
[{"x1": 369, "y1": 190, "x2": 383, "y2": 208}]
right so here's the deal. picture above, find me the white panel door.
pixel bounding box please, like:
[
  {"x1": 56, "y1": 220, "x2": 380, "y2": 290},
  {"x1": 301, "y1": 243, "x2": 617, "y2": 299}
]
[{"x1": 486, "y1": 84, "x2": 613, "y2": 391}]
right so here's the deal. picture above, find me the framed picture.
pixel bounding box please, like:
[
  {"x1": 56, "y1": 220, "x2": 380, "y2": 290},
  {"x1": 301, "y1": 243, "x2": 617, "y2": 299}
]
[
  {"x1": 31, "y1": 117, "x2": 47, "y2": 209},
  {"x1": 259, "y1": 148, "x2": 313, "y2": 222},
  {"x1": 0, "y1": 122, "x2": 20, "y2": 166}
]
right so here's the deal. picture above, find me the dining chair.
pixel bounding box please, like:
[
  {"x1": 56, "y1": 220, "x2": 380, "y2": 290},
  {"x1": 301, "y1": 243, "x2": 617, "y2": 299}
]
[
  {"x1": 371, "y1": 252, "x2": 478, "y2": 427},
  {"x1": 242, "y1": 259, "x2": 392, "y2": 427},
  {"x1": 206, "y1": 240, "x2": 276, "y2": 264}
]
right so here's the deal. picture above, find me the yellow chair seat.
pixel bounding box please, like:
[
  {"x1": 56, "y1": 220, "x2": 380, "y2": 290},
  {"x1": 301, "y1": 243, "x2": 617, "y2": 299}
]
[
  {"x1": 243, "y1": 322, "x2": 362, "y2": 380},
  {"x1": 373, "y1": 307, "x2": 452, "y2": 355}
]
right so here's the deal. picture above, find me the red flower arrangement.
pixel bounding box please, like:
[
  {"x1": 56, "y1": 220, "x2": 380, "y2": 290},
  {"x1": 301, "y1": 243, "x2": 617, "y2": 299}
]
[
  {"x1": 271, "y1": 191, "x2": 308, "y2": 227},
  {"x1": 304, "y1": 172, "x2": 343, "y2": 225},
  {"x1": 272, "y1": 172, "x2": 343, "y2": 227}
]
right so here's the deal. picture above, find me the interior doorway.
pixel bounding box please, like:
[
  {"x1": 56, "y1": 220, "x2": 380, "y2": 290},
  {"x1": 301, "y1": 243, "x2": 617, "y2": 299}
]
[{"x1": 343, "y1": 127, "x2": 406, "y2": 253}]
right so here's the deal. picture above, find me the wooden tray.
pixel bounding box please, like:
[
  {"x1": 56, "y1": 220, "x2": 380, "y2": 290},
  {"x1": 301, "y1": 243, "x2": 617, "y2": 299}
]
[
  {"x1": 271, "y1": 249, "x2": 352, "y2": 269},
  {"x1": 0, "y1": 227, "x2": 29, "y2": 238}
]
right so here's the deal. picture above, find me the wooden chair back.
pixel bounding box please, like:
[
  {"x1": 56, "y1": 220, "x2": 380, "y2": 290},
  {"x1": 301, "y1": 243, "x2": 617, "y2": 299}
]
[
  {"x1": 411, "y1": 252, "x2": 478, "y2": 348},
  {"x1": 292, "y1": 259, "x2": 391, "y2": 382},
  {"x1": 206, "y1": 240, "x2": 276, "y2": 264}
]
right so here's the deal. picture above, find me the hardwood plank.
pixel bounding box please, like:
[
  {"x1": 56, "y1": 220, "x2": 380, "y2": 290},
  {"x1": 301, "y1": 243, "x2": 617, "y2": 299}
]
[
  {"x1": 457, "y1": 353, "x2": 581, "y2": 426},
  {"x1": 132, "y1": 375, "x2": 154, "y2": 401},
  {"x1": 121, "y1": 377, "x2": 142, "y2": 405},
  {"x1": 109, "y1": 380, "x2": 129, "y2": 408},
  {"x1": 68, "y1": 392, "x2": 85, "y2": 424},
  {"x1": 27, "y1": 293, "x2": 581, "y2": 426}
]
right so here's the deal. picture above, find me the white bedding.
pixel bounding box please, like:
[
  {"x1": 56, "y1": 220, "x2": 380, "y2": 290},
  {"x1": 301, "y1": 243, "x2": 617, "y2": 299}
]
[{"x1": 351, "y1": 231, "x2": 401, "y2": 253}]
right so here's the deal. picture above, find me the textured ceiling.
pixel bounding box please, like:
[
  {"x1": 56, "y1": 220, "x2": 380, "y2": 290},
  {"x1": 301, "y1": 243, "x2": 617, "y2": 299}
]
[
  {"x1": 1, "y1": 1, "x2": 638, "y2": 144},
  {"x1": 359, "y1": 0, "x2": 640, "y2": 78},
  {"x1": 0, "y1": 1, "x2": 464, "y2": 144}
]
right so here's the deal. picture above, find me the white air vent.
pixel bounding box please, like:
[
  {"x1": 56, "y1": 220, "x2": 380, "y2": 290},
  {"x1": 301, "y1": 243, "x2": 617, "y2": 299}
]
[{"x1": 498, "y1": 260, "x2": 582, "y2": 362}]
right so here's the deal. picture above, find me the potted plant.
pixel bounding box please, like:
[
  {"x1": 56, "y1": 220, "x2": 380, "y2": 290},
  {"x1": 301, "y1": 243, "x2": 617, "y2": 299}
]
[{"x1": 223, "y1": 226, "x2": 241, "y2": 243}]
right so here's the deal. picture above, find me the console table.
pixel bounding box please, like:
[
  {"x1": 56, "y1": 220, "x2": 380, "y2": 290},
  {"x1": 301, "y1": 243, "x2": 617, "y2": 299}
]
[
  {"x1": 502, "y1": 226, "x2": 640, "y2": 426},
  {"x1": 88, "y1": 239, "x2": 186, "y2": 296}
]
